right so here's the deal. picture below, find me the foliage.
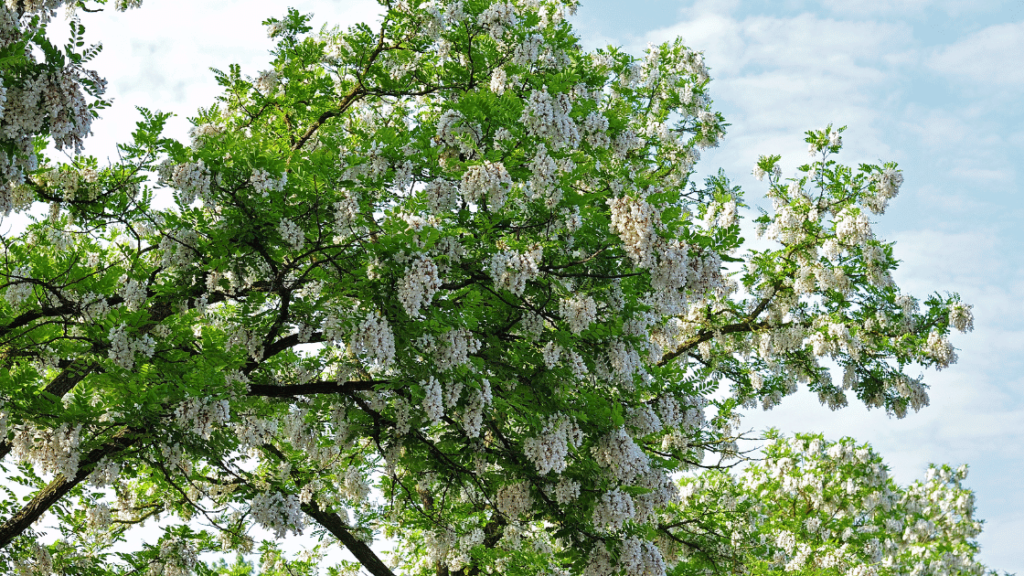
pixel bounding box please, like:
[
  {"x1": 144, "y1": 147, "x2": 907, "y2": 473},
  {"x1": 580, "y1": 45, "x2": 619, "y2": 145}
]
[
  {"x1": 0, "y1": 0, "x2": 991, "y2": 575},
  {"x1": 670, "y1": 433, "x2": 989, "y2": 575}
]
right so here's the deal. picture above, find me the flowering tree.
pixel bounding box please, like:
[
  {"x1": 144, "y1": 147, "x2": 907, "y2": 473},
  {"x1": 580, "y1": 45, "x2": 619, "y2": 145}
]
[
  {"x1": 0, "y1": 1, "x2": 989, "y2": 575},
  {"x1": 670, "y1": 433, "x2": 991, "y2": 575}
]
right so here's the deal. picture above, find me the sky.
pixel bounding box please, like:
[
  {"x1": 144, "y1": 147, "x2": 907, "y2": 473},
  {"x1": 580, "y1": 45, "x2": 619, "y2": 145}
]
[{"x1": 37, "y1": 0, "x2": 1024, "y2": 571}]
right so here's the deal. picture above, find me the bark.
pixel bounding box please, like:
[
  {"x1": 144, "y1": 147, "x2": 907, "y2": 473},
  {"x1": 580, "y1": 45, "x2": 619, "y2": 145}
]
[
  {"x1": 301, "y1": 501, "x2": 397, "y2": 576},
  {"x1": 0, "y1": 430, "x2": 135, "y2": 549},
  {"x1": 246, "y1": 379, "x2": 381, "y2": 398}
]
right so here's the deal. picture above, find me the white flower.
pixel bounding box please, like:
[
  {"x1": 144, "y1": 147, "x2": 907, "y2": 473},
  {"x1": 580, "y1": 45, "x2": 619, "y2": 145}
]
[
  {"x1": 87, "y1": 501, "x2": 112, "y2": 531},
  {"x1": 924, "y1": 329, "x2": 956, "y2": 369},
  {"x1": 592, "y1": 427, "x2": 650, "y2": 483},
  {"x1": 542, "y1": 341, "x2": 562, "y2": 368},
  {"x1": 398, "y1": 255, "x2": 442, "y2": 318},
  {"x1": 343, "y1": 466, "x2": 371, "y2": 503},
  {"x1": 108, "y1": 324, "x2": 135, "y2": 369},
  {"x1": 477, "y1": 2, "x2": 518, "y2": 39},
  {"x1": 434, "y1": 328, "x2": 481, "y2": 371},
  {"x1": 267, "y1": 21, "x2": 285, "y2": 37},
  {"x1": 350, "y1": 313, "x2": 396, "y2": 372},
  {"x1": 170, "y1": 161, "x2": 212, "y2": 205},
  {"x1": 462, "y1": 161, "x2": 512, "y2": 210},
  {"x1": 593, "y1": 488, "x2": 635, "y2": 532},
  {"x1": 278, "y1": 218, "x2": 305, "y2": 251},
  {"x1": 250, "y1": 491, "x2": 304, "y2": 539},
  {"x1": 250, "y1": 168, "x2": 287, "y2": 197},
  {"x1": 521, "y1": 87, "x2": 579, "y2": 150},
  {"x1": 553, "y1": 478, "x2": 580, "y2": 504},
  {"x1": 835, "y1": 208, "x2": 871, "y2": 245},
  {"x1": 119, "y1": 278, "x2": 148, "y2": 311},
  {"x1": 255, "y1": 69, "x2": 280, "y2": 94},
  {"x1": 524, "y1": 414, "x2": 582, "y2": 475},
  {"x1": 488, "y1": 246, "x2": 542, "y2": 296},
  {"x1": 948, "y1": 302, "x2": 974, "y2": 333},
  {"x1": 175, "y1": 396, "x2": 231, "y2": 440},
  {"x1": 559, "y1": 295, "x2": 597, "y2": 334},
  {"x1": 496, "y1": 482, "x2": 532, "y2": 517},
  {"x1": 422, "y1": 376, "x2": 444, "y2": 425},
  {"x1": 490, "y1": 67, "x2": 508, "y2": 95},
  {"x1": 5, "y1": 266, "x2": 33, "y2": 308}
]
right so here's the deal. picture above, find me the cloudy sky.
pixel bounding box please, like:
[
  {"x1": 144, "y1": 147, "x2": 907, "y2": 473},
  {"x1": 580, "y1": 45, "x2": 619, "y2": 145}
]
[{"x1": 55, "y1": 0, "x2": 1023, "y2": 570}]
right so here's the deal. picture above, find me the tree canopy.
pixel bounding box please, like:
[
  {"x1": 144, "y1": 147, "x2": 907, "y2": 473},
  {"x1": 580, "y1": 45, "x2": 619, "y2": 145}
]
[{"x1": 0, "y1": 1, "x2": 994, "y2": 575}]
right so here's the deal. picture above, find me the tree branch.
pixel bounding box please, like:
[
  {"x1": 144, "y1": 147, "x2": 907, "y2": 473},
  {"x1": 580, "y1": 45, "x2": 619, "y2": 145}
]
[
  {"x1": 246, "y1": 379, "x2": 383, "y2": 398},
  {"x1": 0, "y1": 429, "x2": 136, "y2": 549},
  {"x1": 301, "y1": 500, "x2": 397, "y2": 576}
]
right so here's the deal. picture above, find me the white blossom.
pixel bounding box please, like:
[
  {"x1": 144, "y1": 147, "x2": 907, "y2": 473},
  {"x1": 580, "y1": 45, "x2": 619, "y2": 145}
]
[
  {"x1": 350, "y1": 313, "x2": 396, "y2": 371},
  {"x1": 250, "y1": 168, "x2": 287, "y2": 197},
  {"x1": 278, "y1": 218, "x2": 305, "y2": 251},
  {"x1": 398, "y1": 255, "x2": 442, "y2": 318},
  {"x1": 461, "y1": 161, "x2": 512, "y2": 209},
  {"x1": 4, "y1": 265, "x2": 33, "y2": 308},
  {"x1": 423, "y1": 376, "x2": 444, "y2": 425},
  {"x1": 559, "y1": 294, "x2": 597, "y2": 334},
  {"x1": 488, "y1": 246, "x2": 542, "y2": 296},
  {"x1": 593, "y1": 488, "x2": 635, "y2": 532},
  {"x1": 949, "y1": 302, "x2": 974, "y2": 333},
  {"x1": 524, "y1": 414, "x2": 582, "y2": 475},
  {"x1": 170, "y1": 161, "x2": 212, "y2": 205},
  {"x1": 592, "y1": 427, "x2": 650, "y2": 483},
  {"x1": 496, "y1": 482, "x2": 532, "y2": 518},
  {"x1": 477, "y1": 2, "x2": 517, "y2": 39},
  {"x1": 250, "y1": 491, "x2": 305, "y2": 539}
]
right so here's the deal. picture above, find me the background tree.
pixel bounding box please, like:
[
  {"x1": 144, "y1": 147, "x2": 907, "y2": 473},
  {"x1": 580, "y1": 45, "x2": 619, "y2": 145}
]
[
  {"x1": 0, "y1": 1, "x2": 989, "y2": 575},
  {"x1": 669, "y1": 433, "x2": 990, "y2": 575}
]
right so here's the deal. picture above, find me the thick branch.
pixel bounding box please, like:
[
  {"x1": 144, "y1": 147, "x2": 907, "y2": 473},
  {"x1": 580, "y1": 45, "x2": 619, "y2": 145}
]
[
  {"x1": 246, "y1": 379, "x2": 382, "y2": 398},
  {"x1": 0, "y1": 429, "x2": 136, "y2": 549},
  {"x1": 658, "y1": 319, "x2": 771, "y2": 366},
  {"x1": 301, "y1": 500, "x2": 396, "y2": 576}
]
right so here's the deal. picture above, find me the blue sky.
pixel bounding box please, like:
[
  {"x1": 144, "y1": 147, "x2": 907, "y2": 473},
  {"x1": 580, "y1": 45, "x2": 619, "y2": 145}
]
[{"x1": 57, "y1": 0, "x2": 1023, "y2": 570}]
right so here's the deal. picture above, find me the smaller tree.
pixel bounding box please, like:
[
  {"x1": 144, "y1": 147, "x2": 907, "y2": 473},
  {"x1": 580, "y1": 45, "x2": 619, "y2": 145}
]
[{"x1": 666, "y1": 432, "x2": 993, "y2": 576}]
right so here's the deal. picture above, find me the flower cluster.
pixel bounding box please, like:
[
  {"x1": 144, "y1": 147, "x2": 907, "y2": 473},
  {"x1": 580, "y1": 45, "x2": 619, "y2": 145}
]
[
  {"x1": 495, "y1": 482, "x2": 533, "y2": 518},
  {"x1": 11, "y1": 422, "x2": 82, "y2": 479},
  {"x1": 433, "y1": 328, "x2": 481, "y2": 371},
  {"x1": 350, "y1": 313, "x2": 396, "y2": 371},
  {"x1": 278, "y1": 218, "x2": 305, "y2": 251},
  {"x1": 559, "y1": 294, "x2": 597, "y2": 334},
  {"x1": 398, "y1": 255, "x2": 442, "y2": 318},
  {"x1": 250, "y1": 491, "x2": 305, "y2": 539},
  {"x1": 169, "y1": 160, "x2": 212, "y2": 205},
  {"x1": 108, "y1": 324, "x2": 156, "y2": 370},
  {"x1": 174, "y1": 396, "x2": 231, "y2": 440},
  {"x1": 488, "y1": 246, "x2": 543, "y2": 296},
  {"x1": 461, "y1": 161, "x2": 512, "y2": 209},
  {"x1": 4, "y1": 265, "x2": 33, "y2": 307},
  {"x1": 521, "y1": 87, "x2": 580, "y2": 150},
  {"x1": 249, "y1": 168, "x2": 287, "y2": 197},
  {"x1": 523, "y1": 414, "x2": 583, "y2": 475}
]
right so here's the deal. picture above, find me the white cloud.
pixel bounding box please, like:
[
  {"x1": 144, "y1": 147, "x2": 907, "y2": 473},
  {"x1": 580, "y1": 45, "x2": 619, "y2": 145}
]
[
  {"x1": 928, "y1": 21, "x2": 1024, "y2": 87},
  {"x1": 639, "y1": 10, "x2": 916, "y2": 192},
  {"x1": 67, "y1": 0, "x2": 385, "y2": 161}
]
